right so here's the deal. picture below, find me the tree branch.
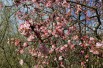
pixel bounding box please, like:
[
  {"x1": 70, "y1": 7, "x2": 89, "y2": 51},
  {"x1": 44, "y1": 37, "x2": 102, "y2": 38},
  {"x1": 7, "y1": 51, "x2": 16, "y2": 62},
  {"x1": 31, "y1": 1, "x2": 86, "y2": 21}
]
[
  {"x1": 67, "y1": 0, "x2": 96, "y2": 10},
  {"x1": 94, "y1": 9, "x2": 102, "y2": 40}
]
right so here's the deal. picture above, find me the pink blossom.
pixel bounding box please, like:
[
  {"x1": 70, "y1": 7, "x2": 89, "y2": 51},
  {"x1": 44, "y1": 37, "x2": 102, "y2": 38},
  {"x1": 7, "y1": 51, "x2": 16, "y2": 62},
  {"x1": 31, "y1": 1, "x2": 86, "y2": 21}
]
[
  {"x1": 72, "y1": 35, "x2": 79, "y2": 40},
  {"x1": 55, "y1": 0, "x2": 61, "y2": 3},
  {"x1": 0, "y1": 2, "x2": 3, "y2": 10},
  {"x1": 90, "y1": 49, "x2": 99, "y2": 55},
  {"x1": 96, "y1": 42, "x2": 103, "y2": 48},
  {"x1": 60, "y1": 61, "x2": 65, "y2": 68},
  {"x1": 19, "y1": 49, "x2": 24, "y2": 54},
  {"x1": 64, "y1": 44, "x2": 68, "y2": 48},
  {"x1": 27, "y1": 35, "x2": 34, "y2": 42},
  {"x1": 24, "y1": 22, "x2": 31, "y2": 30},
  {"x1": 90, "y1": 37, "x2": 95, "y2": 41},
  {"x1": 49, "y1": 48, "x2": 54, "y2": 54},
  {"x1": 15, "y1": 39, "x2": 20, "y2": 46},
  {"x1": 85, "y1": 54, "x2": 89, "y2": 59},
  {"x1": 18, "y1": 23, "x2": 24, "y2": 31},
  {"x1": 52, "y1": 44, "x2": 56, "y2": 49},
  {"x1": 81, "y1": 61, "x2": 85, "y2": 66},
  {"x1": 32, "y1": 0, "x2": 36, "y2": 2},
  {"x1": 93, "y1": 50, "x2": 99, "y2": 55},
  {"x1": 20, "y1": 30, "x2": 28, "y2": 36},
  {"x1": 48, "y1": 30, "x2": 52, "y2": 34},
  {"x1": 22, "y1": 42, "x2": 28, "y2": 47},
  {"x1": 81, "y1": 50, "x2": 84, "y2": 54},
  {"x1": 19, "y1": 59, "x2": 24, "y2": 65},
  {"x1": 68, "y1": 40, "x2": 71, "y2": 44},
  {"x1": 76, "y1": 5, "x2": 82, "y2": 14},
  {"x1": 70, "y1": 45, "x2": 75, "y2": 49},
  {"x1": 60, "y1": 46, "x2": 65, "y2": 51},
  {"x1": 62, "y1": 0, "x2": 68, "y2": 8},
  {"x1": 59, "y1": 56, "x2": 63, "y2": 61},
  {"x1": 46, "y1": 1, "x2": 52, "y2": 8},
  {"x1": 18, "y1": 22, "x2": 31, "y2": 31},
  {"x1": 56, "y1": 17, "x2": 61, "y2": 21}
]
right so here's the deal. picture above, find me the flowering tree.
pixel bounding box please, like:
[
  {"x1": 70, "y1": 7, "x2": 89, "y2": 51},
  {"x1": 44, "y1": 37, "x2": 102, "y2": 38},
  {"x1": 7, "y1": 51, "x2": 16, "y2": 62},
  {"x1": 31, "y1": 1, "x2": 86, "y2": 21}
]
[{"x1": 1, "y1": 0, "x2": 103, "y2": 68}]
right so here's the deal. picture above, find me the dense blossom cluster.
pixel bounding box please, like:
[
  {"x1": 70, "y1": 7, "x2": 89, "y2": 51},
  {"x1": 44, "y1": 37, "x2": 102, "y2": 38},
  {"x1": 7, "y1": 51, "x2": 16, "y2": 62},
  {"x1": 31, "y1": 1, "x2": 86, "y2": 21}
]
[
  {"x1": 7, "y1": 0, "x2": 103, "y2": 67},
  {"x1": 12, "y1": 19, "x2": 103, "y2": 67}
]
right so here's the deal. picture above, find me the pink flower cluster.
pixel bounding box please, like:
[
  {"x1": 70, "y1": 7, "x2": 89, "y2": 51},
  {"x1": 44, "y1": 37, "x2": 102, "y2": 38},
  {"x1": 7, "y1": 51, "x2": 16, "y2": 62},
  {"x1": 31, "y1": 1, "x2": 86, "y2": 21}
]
[
  {"x1": 18, "y1": 21, "x2": 32, "y2": 36},
  {"x1": 11, "y1": 16, "x2": 103, "y2": 67},
  {"x1": 10, "y1": 0, "x2": 103, "y2": 67}
]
